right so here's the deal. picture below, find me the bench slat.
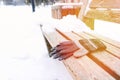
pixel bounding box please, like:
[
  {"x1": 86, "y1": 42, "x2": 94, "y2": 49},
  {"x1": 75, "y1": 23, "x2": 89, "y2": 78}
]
[
  {"x1": 84, "y1": 32, "x2": 120, "y2": 48},
  {"x1": 66, "y1": 56, "x2": 115, "y2": 80},
  {"x1": 78, "y1": 32, "x2": 120, "y2": 59},
  {"x1": 43, "y1": 32, "x2": 67, "y2": 47}
]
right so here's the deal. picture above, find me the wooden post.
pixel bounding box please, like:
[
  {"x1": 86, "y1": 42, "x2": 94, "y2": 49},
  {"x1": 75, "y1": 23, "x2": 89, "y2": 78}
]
[{"x1": 78, "y1": 0, "x2": 89, "y2": 20}]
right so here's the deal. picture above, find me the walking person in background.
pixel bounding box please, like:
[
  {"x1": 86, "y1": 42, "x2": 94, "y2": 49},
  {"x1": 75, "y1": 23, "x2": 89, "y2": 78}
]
[{"x1": 31, "y1": 0, "x2": 35, "y2": 12}]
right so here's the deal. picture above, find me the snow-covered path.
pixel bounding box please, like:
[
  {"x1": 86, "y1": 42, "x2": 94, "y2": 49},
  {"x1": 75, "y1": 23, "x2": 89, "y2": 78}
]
[{"x1": 0, "y1": 6, "x2": 72, "y2": 80}]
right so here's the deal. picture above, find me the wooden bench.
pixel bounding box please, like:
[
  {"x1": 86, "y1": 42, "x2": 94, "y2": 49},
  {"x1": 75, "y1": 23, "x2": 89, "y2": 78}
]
[
  {"x1": 51, "y1": 3, "x2": 83, "y2": 19},
  {"x1": 41, "y1": 26, "x2": 120, "y2": 80},
  {"x1": 83, "y1": 9, "x2": 120, "y2": 30},
  {"x1": 77, "y1": 0, "x2": 120, "y2": 30}
]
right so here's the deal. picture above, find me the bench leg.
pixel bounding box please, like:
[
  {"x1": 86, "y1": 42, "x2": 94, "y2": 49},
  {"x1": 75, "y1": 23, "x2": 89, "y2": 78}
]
[
  {"x1": 44, "y1": 36, "x2": 52, "y2": 55},
  {"x1": 40, "y1": 24, "x2": 52, "y2": 56}
]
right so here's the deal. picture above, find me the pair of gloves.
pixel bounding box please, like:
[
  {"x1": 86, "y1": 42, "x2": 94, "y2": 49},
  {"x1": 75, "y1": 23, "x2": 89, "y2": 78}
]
[{"x1": 49, "y1": 39, "x2": 106, "y2": 61}]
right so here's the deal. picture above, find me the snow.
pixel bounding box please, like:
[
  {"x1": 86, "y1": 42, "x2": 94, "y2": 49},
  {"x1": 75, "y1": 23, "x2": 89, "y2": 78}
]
[
  {"x1": 0, "y1": 4, "x2": 120, "y2": 80},
  {"x1": 0, "y1": 5, "x2": 73, "y2": 80},
  {"x1": 94, "y1": 20, "x2": 120, "y2": 42}
]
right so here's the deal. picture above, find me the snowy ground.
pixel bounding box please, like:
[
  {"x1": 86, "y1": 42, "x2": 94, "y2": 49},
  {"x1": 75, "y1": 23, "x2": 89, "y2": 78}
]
[
  {"x1": 0, "y1": 5, "x2": 120, "y2": 80},
  {"x1": 0, "y1": 5, "x2": 73, "y2": 80}
]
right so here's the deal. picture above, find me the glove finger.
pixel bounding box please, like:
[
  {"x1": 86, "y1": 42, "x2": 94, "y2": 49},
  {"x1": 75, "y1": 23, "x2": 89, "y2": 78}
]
[
  {"x1": 58, "y1": 52, "x2": 73, "y2": 61},
  {"x1": 52, "y1": 49, "x2": 72, "y2": 59},
  {"x1": 49, "y1": 49, "x2": 58, "y2": 57},
  {"x1": 50, "y1": 47, "x2": 56, "y2": 52},
  {"x1": 53, "y1": 53, "x2": 61, "y2": 59},
  {"x1": 54, "y1": 41, "x2": 78, "y2": 52},
  {"x1": 50, "y1": 44, "x2": 60, "y2": 51},
  {"x1": 50, "y1": 45, "x2": 67, "y2": 57},
  {"x1": 56, "y1": 45, "x2": 69, "y2": 51},
  {"x1": 50, "y1": 43, "x2": 61, "y2": 51},
  {"x1": 58, "y1": 45, "x2": 79, "y2": 55},
  {"x1": 59, "y1": 41, "x2": 73, "y2": 46}
]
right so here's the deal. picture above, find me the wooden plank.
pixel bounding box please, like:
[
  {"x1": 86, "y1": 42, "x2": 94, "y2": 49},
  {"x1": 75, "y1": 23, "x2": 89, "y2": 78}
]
[
  {"x1": 92, "y1": 51, "x2": 120, "y2": 76},
  {"x1": 43, "y1": 28, "x2": 115, "y2": 80},
  {"x1": 83, "y1": 31, "x2": 120, "y2": 48},
  {"x1": 90, "y1": 0, "x2": 120, "y2": 8},
  {"x1": 66, "y1": 56, "x2": 115, "y2": 80},
  {"x1": 71, "y1": 31, "x2": 120, "y2": 79},
  {"x1": 63, "y1": 61, "x2": 78, "y2": 80},
  {"x1": 85, "y1": 9, "x2": 120, "y2": 24},
  {"x1": 78, "y1": 0, "x2": 89, "y2": 20},
  {"x1": 43, "y1": 31, "x2": 67, "y2": 47},
  {"x1": 77, "y1": 32, "x2": 120, "y2": 59}
]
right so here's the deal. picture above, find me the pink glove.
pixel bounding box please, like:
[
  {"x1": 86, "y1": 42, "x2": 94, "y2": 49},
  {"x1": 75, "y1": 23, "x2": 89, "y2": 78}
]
[{"x1": 49, "y1": 41, "x2": 79, "y2": 60}]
